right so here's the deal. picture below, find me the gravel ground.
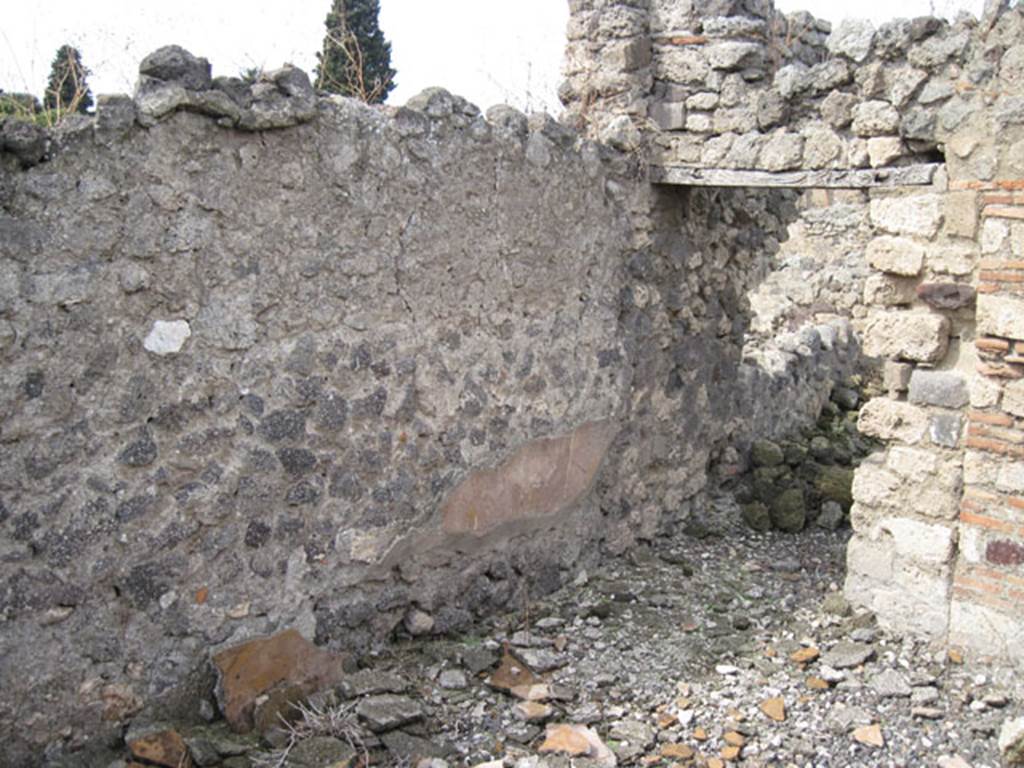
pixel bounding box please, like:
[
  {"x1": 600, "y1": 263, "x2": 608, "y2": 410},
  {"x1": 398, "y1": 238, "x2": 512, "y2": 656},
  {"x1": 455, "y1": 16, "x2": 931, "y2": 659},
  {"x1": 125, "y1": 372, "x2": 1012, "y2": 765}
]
[
  {"x1": 152, "y1": 509, "x2": 1021, "y2": 768},
  {"x1": 331, "y1": 516, "x2": 1022, "y2": 768}
]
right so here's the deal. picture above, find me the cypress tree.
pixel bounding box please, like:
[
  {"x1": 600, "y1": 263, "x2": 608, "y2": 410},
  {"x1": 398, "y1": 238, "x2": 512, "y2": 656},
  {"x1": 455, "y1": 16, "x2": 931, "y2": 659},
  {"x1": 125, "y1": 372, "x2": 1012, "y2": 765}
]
[
  {"x1": 44, "y1": 45, "x2": 93, "y2": 114},
  {"x1": 315, "y1": 0, "x2": 396, "y2": 104}
]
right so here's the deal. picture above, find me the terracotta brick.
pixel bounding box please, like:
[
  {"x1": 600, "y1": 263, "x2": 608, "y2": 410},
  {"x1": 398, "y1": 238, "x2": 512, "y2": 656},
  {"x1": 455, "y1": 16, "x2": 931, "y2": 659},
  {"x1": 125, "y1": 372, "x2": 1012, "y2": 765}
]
[
  {"x1": 971, "y1": 423, "x2": 1024, "y2": 443},
  {"x1": 984, "y1": 205, "x2": 1024, "y2": 220},
  {"x1": 954, "y1": 573, "x2": 1002, "y2": 594},
  {"x1": 963, "y1": 487, "x2": 1002, "y2": 504},
  {"x1": 977, "y1": 283, "x2": 1001, "y2": 294},
  {"x1": 655, "y1": 35, "x2": 708, "y2": 45},
  {"x1": 980, "y1": 270, "x2": 1024, "y2": 283},
  {"x1": 976, "y1": 337, "x2": 1011, "y2": 354},
  {"x1": 1005, "y1": 355, "x2": 1024, "y2": 365},
  {"x1": 969, "y1": 410, "x2": 1015, "y2": 427},
  {"x1": 972, "y1": 565, "x2": 1024, "y2": 588},
  {"x1": 960, "y1": 510, "x2": 1016, "y2": 533},
  {"x1": 965, "y1": 435, "x2": 1024, "y2": 457},
  {"x1": 951, "y1": 180, "x2": 1024, "y2": 191},
  {"x1": 953, "y1": 587, "x2": 1017, "y2": 613},
  {"x1": 976, "y1": 362, "x2": 1024, "y2": 379},
  {"x1": 984, "y1": 192, "x2": 1015, "y2": 205},
  {"x1": 979, "y1": 259, "x2": 1024, "y2": 270}
]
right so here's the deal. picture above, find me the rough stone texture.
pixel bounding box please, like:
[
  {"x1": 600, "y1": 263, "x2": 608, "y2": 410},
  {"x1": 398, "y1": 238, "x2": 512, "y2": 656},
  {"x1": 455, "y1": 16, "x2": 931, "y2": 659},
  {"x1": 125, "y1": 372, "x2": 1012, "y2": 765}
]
[
  {"x1": 862, "y1": 312, "x2": 950, "y2": 363},
  {"x1": 0, "y1": 84, "x2": 644, "y2": 764},
  {"x1": 977, "y1": 294, "x2": 1024, "y2": 340},
  {"x1": 907, "y1": 370, "x2": 969, "y2": 409},
  {"x1": 865, "y1": 236, "x2": 924, "y2": 276}
]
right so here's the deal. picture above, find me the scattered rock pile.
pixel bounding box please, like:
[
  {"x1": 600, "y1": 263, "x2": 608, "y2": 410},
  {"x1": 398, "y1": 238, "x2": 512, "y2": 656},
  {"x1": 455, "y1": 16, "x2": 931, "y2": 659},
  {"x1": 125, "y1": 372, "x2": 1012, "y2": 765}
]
[
  {"x1": 734, "y1": 383, "x2": 877, "y2": 534},
  {"x1": 102, "y1": 527, "x2": 1020, "y2": 768}
]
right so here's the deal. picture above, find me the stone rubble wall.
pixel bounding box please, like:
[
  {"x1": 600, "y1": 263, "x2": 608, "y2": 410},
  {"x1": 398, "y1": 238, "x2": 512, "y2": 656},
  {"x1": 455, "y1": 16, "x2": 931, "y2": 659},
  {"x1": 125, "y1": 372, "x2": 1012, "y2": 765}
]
[
  {"x1": 0, "y1": 43, "x2": 861, "y2": 764},
  {"x1": 0, "y1": 57, "x2": 648, "y2": 762},
  {"x1": 564, "y1": 0, "x2": 1024, "y2": 665},
  {"x1": 564, "y1": 0, "x2": 990, "y2": 174}
]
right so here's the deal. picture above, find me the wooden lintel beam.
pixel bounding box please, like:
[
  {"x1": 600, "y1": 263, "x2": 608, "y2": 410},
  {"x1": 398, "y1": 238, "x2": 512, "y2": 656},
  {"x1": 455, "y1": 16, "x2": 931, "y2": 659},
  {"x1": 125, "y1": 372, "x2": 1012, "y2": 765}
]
[{"x1": 650, "y1": 164, "x2": 942, "y2": 189}]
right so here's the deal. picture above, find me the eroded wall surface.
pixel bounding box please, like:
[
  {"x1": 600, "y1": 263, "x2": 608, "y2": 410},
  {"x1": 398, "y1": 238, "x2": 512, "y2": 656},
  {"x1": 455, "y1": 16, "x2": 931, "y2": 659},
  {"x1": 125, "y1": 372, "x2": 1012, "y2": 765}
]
[
  {"x1": 0, "y1": 48, "x2": 840, "y2": 763},
  {"x1": 0, "y1": 77, "x2": 648, "y2": 761}
]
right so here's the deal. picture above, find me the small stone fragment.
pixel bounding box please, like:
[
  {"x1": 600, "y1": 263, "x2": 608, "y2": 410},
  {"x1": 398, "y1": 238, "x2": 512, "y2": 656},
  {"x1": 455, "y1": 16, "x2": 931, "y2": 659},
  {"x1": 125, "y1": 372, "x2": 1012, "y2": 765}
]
[
  {"x1": 661, "y1": 743, "x2": 695, "y2": 759},
  {"x1": 721, "y1": 744, "x2": 742, "y2": 761},
  {"x1": 791, "y1": 647, "x2": 820, "y2": 665},
  {"x1": 869, "y1": 669, "x2": 912, "y2": 698},
  {"x1": 853, "y1": 724, "x2": 885, "y2": 747},
  {"x1": 821, "y1": 641, "x2": 876, "y2": 669},
  {"x1": 128, "y1": 729, "x2": 191, "y2": 767},
  {"x1": 356, "y1": 695, "x2": 424, "y2": 733},
  {"x1": 514, "y1": 701, "x2": 553, "y2": 722},
  {"x1": 723, "y1": 731, "x2": 745, "y2": 747},
  {"x1": 760, "y1": 697, "x2": 786, "y2": 722}
]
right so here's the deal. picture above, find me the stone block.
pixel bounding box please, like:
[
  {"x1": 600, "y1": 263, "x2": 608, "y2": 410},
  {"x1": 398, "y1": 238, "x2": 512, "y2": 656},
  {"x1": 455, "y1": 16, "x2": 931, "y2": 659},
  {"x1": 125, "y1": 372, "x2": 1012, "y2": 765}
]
[
  {"x1": 875, "y1": 517, "x2": 955, "y2": 565},
  {"x1": 929, "y1": 413, "x2": 963, "y2": 448},
  {"x1": 759, "y1": 130, "x2": 804, "y2": 171},
  {"x1": 852, "y1": 461, "x2": 900, "y2": 507},
  {"x1": 944, "y1": 190, "x2": 979, "y2": 238},
  {"x1": 858, "y1": 398, "x2": 929, "y2": 443},
  {"x1": 821, "y1": 91, "x2": 858, "y2": 129},
  {"x1": 978, "y1": 295, "x2": 1024, "y2": 340},
  {"x1": 852, "y1": 101, "x2": 900, "y2": 137},
  {"x1": 864, "y1": 274, "x2": 918, "y2": 306},
  {"x1": 868, "y1": 137, "x2": 904, "y2": 167},
  {"x1": 886, "y1": 446, "x2": 937, "y2": 481},
  {"x1": 846, "y1": 532, "x2": 895, "y2": 581},
  {"x1": 884, "y1": 361, "x2": 913, "y2": 393},
  {"x1": 1004, "y1": 380, "x2": 1024, "y2": 418},
  {"x1": 706, "y1": 41, "x2": 764, "y2": 71},
  {"x1": 802, "y1": 126, "x2": 844, "y2": 168},
  {"x1": 827, "y1": 19, "x2": 876, "y2": 63},
  {"x1": 908, "y1": 370, "x2": 968, "y2": 409},
  {"x1": 649, "y1": 102, "x2": 686, "y2": 131},
  {"x1": 996, "y1": 459, "x2": 1024, "y2": 493},
  {"x1": 928, "y1": 244, "x2": 975, "y2": 276},
  {"x1": 950, "y1": 601, "x2": 1024, "y2": 665},
  {"x1": 870, "y1": 194, "x2": 943, "y2": 238},
  {"x1": 866, "y1": 236, "x2": 924, "y2": 276},
  {"x1": 862, "y1": 312, "x2": 950, "y2": 363}
]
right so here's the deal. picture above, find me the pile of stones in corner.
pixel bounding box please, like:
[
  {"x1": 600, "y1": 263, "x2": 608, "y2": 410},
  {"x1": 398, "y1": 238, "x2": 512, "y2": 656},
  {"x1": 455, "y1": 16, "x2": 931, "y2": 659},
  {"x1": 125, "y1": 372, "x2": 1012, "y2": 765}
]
[{"x1": 733, "y1": 383, "x2": 878, "y2": 534}]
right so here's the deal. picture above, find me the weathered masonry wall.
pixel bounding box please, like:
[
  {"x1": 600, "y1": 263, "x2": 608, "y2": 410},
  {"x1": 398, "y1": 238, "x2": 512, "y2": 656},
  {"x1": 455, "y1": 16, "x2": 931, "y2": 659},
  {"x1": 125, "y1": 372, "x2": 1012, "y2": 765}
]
[
  {"x1": 0, "y1": 48, "x2": 857, "y2": 764},
  {"x1": 0, "y1": 63, "x2": 640, "y2": 762},
  {"x1": 562, "y1": 0, "x2": 1024, "y2": 664}
]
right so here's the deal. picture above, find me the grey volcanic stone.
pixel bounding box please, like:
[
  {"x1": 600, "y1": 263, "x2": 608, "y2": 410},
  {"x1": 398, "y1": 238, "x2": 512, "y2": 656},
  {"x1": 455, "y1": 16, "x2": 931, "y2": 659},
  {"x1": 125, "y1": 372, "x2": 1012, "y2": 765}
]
[
  {"x1": 139, "y1": 45, "x2": 212, "y2": 90},
  {"x1": 870, "y1": 669, "x2": 912, "y2": 698},
  {"x1": 827, "y1": 19, "x2": 876, "y2": 63},
  {"x1": 356, "y1": 695, "x2": 424, "y2": 733},
  {"x1": 909, "y1": 370, "x2": 968, "y2": 409},
  {"x1": 822, "y1": 641, "x2": 876, "y2": 669}
]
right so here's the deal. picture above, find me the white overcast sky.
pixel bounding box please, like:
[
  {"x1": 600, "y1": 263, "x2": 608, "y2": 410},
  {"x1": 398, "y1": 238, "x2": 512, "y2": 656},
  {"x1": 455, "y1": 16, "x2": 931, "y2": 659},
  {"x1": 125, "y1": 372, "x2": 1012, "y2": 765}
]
[{"x1": 1, "y1": 0, "x2": 985, "y2": 114}]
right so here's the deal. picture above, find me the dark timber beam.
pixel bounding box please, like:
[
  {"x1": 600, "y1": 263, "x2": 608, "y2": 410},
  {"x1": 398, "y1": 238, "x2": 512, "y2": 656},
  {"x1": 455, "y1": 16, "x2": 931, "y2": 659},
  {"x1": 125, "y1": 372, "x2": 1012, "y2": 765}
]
[{"x1": 650, "y1": 164, "x2": 943, "y2": 189}]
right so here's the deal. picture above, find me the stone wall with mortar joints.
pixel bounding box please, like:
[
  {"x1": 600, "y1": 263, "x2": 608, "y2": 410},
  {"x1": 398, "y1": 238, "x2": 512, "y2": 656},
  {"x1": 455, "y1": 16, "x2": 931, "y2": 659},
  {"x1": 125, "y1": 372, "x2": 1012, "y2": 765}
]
[
  {"x1": 841, "y1": 6, "x2": 1024, "y2": 663},
  {"x1": 0, "y1": 45, "x2": 827, "y2": 764},
  {"x1": 641, "y1": 5, "x2": 992, "y2": 175},
  {"x1": 0, "y1": 54, "x2": 659, "y2": 764}
]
